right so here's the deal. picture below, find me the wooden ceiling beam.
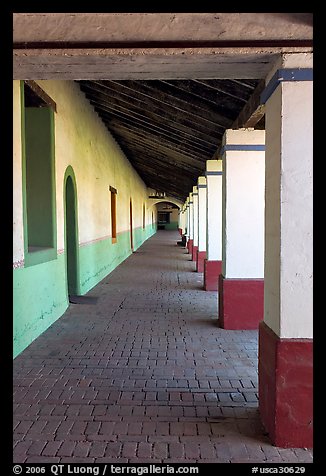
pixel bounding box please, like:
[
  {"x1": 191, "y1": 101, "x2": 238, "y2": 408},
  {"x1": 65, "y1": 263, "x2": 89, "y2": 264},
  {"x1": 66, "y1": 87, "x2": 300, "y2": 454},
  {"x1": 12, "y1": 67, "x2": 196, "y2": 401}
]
[
  {"x1": 102, "y1": 114, "x2": 214, "y2": 155},
  {"x1": 13, "y1": 14, "x2": 312, "y2": 44},
  {"x1": 128, "y1": 158, "x2": 195, "y2": 196},
  {"x1": 109, "y1": 79, "x2": 234, "y2": 127},
  {"x1": 115, "y1": 136, "x2": 205, "y2": 171},
  {"x1": 159, "y1": 79, "x2": 246, "y2": 115},
  {"x1": 14, "y1": 49, "x2": 283, "y2": 80},
  {"x1": 91, "y1": 80, "x2": 229, "y2": 131},
  {"x1": 231, "y1": 79, "x2": 265, "y2": 129},
  {"x1": 230, "y1": 79, "x2": 257, "y2": 90},
  {"x1": 130, "y1": 154, "x2": 200, "y2": 179},
  {"x1": 109, "y1": 123, "x2": 210, "y2": 162},
  {"x1": 192, "y1": 79, "x2": 253, "y2": 102},
  {"x1": 84, "y1": 92, "x2": 219, "y2": 149},
  {"x1": 117, "y1": 138, "x2": 204, "y2": 170},
  {"x1": 83, "y1": 87, "x2": 222, "y2": 145}
]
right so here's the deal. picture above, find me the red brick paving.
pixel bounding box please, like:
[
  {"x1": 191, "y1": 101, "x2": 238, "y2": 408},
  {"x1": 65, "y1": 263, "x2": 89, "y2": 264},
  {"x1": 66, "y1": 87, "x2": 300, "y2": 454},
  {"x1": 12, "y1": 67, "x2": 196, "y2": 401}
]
[{"x1": 13, "y1": 231, "x2": 313, "y2": 464}]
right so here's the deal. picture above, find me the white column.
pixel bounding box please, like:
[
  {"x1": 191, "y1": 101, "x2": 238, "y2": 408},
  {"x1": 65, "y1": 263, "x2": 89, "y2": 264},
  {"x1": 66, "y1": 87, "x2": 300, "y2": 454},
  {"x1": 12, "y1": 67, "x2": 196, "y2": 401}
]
[
  {"x1": 192, "y1": 186, "x2": 198, "y2": 261},
  {"x1": 206, "y1": 160, "x2": 223, "y2": 261},
  {"x1": 197, "y1": 176, "x2": 207, "y2": 252},
  {"x1": 184, "y1": 199, "x2": 189, "y2": 239},
  {"x1": 188, "y1": 193, "x2": 194, "y2": 241},
  {"x1": 178, "y1": 206, "x2": 185, "y2": 235},
  {"x1": 259, "y1": 52, "x2": 313, "y2": 449},
  {"x1": 263, "y1": 57, "x2": 313, "y2": 340},
  {"x1": 204, "y1": 159, "x2": 223, "y2": 290},
  {"x1": 222, "y1": 129, "x2": 265, "y2": 280},
  {"x1": 219, "y1": 128, "x2": 265, "y2": 330},
  {"x1": 187, "y1": 192, "x2": 194, "y2": 255}
]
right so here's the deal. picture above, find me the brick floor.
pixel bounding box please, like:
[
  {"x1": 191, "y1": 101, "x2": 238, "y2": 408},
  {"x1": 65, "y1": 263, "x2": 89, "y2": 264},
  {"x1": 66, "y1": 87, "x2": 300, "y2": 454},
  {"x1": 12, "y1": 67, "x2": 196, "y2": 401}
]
[{"x1": 13, "y1": 231, "x2": 313, "y2": 464}]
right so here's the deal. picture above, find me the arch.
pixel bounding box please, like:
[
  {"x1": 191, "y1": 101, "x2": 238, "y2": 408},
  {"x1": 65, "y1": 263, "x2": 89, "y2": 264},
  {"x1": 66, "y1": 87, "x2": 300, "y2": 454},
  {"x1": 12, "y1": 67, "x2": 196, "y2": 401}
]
[
  {"x1": 148, "y1": 198, "x2": 182, "y2": 210},
  {"x1": 155, "y1": 200, "x2": 181, "y2": 231},
  {"x1": 63, "y1": 166, "x2": 80, "y2": 297}
]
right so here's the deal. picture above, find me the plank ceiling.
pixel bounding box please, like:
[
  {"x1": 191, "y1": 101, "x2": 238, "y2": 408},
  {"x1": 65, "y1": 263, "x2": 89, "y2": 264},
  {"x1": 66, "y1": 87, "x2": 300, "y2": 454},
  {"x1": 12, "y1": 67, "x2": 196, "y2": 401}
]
[{"x1": 77, "y1": 79, "x2": 262, "y2": 202}]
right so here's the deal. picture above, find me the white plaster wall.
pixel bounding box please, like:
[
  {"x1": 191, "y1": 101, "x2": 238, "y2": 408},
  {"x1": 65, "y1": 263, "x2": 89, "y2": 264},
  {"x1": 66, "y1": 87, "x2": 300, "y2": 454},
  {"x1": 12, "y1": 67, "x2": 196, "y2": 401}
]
[
  {"x1": 206, "y1": 160, "x2": 223, "y2": 261},
  {"x1": 192, "y1": 187, "x2": 198, "y2": 246},
  {"x1": 222, "y1": 130, "x2": 265, "y2": 278},
  {"x1": 13, "y1": 81, "x2": 24, "y2": 264},
  {"x1": 35, "y1": 81, "x2": 150, "y2": 250},
  {"x1": 197, "y1": 177, "x2": 207, "y2": 252},
  {"x1": 171, "y1": 208, "x2": 179, "y2": 223}
]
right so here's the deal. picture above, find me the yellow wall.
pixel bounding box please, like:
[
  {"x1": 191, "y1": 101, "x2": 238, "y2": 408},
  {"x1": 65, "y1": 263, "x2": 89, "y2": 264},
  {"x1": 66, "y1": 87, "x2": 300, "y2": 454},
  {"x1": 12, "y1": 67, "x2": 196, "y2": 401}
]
[
  {"x1": 13, "y1": 81, "x2": 24, "y2": 265},
  {"x1": 13, "y1": 80, "x2": 153, "y2": 258}
]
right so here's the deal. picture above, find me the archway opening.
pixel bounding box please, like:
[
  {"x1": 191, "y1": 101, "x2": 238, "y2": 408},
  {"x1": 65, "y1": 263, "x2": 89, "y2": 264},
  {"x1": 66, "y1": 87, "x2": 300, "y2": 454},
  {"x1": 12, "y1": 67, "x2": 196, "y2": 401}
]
[
  {"x1": 156, "y1": 201, "x2": 180, "y2": 230},
  {"x1": 65, "y1": 174, "x2": 78, "y2": 297}
]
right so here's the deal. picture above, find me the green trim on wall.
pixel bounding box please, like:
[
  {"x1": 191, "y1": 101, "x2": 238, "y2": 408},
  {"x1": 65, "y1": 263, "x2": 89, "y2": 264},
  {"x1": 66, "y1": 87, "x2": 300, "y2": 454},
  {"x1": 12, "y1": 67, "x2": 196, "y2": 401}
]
[
  {"x1": 132, "y1": 223, "x2": 154, "y2": 250},
  {"x1": 13, "y1": 254, "x2": 68, "y2": 358},
  {"x1": 79, "y1": 231, "x2": 131, "y2": 294},
  {"x1": 21, "y1": 81, "x2": 58, "y2": 268},
  {"x1": 79, "y1": 224, "x2": 155, "y2": 294}
]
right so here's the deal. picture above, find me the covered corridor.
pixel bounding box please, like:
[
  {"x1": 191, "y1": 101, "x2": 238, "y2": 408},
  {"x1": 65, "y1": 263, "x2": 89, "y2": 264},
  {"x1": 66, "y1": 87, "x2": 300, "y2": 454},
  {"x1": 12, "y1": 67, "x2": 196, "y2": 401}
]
[
  {"x1": 13, "y1": 13, "x2": 313, "y2": 465},
  {"x1": 13, "y1": 231, "x2": 312, "y2": 464}
]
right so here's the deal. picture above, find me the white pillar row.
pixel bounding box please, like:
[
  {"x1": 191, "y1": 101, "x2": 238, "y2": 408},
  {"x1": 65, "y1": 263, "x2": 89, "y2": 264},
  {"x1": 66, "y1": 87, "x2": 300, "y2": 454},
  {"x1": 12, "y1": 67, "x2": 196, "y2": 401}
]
[
  {"x1": 191, "y1": 186, "x2": 198, "y2": 261},
  {"x1": 196, "y1": 176, "x2": 207, "y2": 272},
  {"x1": 178, "y1": 204, "x2": 186, "y2": 236},
  {"x1": 186, "y1": 192, "x2": 194, "y2": 255},
  {"x1": 218, "y1": 128, "x2": 265, "y2": 330},
  {"x1": 204, "y1": 159, "x2": 223, "y2": 290},
  {"x1": 184, "y1": 198, "x2": 190, "y2": 243},
  {"x1": 177, "y1": 209, "x2": 182, "y2": 235},
  {"x1": 258, "y1": 53, "x2": 313, "y2": 449},
  {"x1": 182, "y1": 204, "x2": 187, "y2": 235}
]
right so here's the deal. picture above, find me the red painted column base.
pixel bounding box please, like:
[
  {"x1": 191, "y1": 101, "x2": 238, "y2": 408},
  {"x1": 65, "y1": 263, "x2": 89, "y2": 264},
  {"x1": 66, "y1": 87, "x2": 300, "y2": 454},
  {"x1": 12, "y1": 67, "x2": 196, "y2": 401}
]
[
  {"x1": 259, "y1": 322, "x2": 313, "y2": 448},
  {"x1": 178, "y1": 228, "x2": 183, "y2": 236},
  {"x1": 187, "y1": 239, "x2": 193, "y2": 255},
  {"x1": 218, "y1": 275, "x2": 264, "y2": 329},
  {"x1": 204, "y1": 260, "x2": 222, "y2": 291},
  {"x1": 191, "y1": 245, "x2": 198, "y2": 261},
  {"x1": 196, "y1": 250, "x2": 206, "y2": 272}
]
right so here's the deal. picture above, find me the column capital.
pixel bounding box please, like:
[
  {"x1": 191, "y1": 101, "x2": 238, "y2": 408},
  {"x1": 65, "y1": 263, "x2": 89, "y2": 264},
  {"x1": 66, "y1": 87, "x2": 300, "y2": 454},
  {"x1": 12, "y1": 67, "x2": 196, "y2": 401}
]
[
  {"x1": 222, "y1": 128, "x2": 265, "y2": 149},
  {"x1": 206, "y1": 159, "x2": 222, "y2": 174},
  {"x1": 220, "y1": 144, "x2": 265, "y2": 155},
  {"x1": 197, "y1": 176, "x2": 206, "y2": 187},
  {"x1": 261, "y1": 68, "x2": 313, "y2": 105},
  {"x1": 265, "y1": 52, "x2": 313, "y2": 85}
]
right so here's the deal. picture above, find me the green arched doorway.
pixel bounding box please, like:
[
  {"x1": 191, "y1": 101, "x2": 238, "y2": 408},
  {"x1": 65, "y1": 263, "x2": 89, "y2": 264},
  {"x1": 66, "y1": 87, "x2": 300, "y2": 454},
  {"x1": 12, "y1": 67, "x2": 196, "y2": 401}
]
[{"x1": 64, "y1": 169, "x2": 79, "y2": 297}]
